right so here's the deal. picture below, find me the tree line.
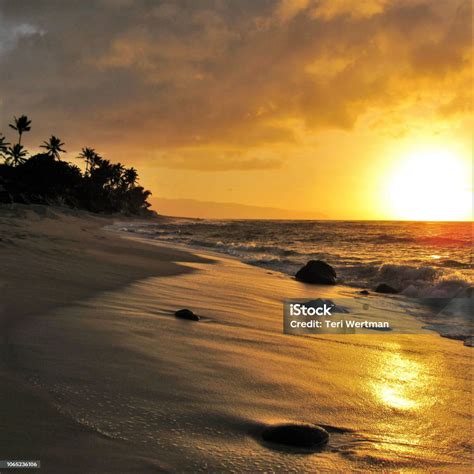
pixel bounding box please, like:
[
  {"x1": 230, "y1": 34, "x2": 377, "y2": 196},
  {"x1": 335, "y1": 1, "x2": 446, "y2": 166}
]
[{"x1": 0, "y1": 115, "x2": 152, "y2": 215}]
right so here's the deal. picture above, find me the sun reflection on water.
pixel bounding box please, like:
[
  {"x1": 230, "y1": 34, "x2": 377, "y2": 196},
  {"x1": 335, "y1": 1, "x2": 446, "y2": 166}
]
[
  {"x1": 372, "y1": 349, "x2": 426, "y2": 411},
  {"x1": 367, "y1": 347, "x2": 427, "y2": 459},
  {"x1": 364, "y1": 344, "x2": 454, "y2": 464},
  {"x1": 377, "y1": 386, "x2": 416, "y2": 410}
]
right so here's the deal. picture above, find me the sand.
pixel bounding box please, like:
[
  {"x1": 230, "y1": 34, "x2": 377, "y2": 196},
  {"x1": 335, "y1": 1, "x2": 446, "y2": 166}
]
[
  {"x1": 0, "y1": 205, "x2": 208, "y2": 472},
  {"x1": 0, "y1": 205, "x2": 472, "y2": 472}
]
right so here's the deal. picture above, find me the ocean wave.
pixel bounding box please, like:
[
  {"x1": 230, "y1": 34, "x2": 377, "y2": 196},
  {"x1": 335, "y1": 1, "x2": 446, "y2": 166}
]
[
  {"x1": 240, "y1": 258, "x2": 472, "y2": 300},
  {"x1": 246, "y1": 257, "x2": 300, "y2": 272},
  {"x1": 353, "y1": 263, "x2": 472, "y2": 299},
  {"x1": 435, "y1": 259, "x2": 470, "y2": 269},
  {"x1": 119, "y1": 221, "x2": 472, "y2": 303},
  {"x1": 373, "y1": 234, "x2": 414, "y2": 243},
  {"x1": 186, "y1": 239, "x2": 302, "y2": 258},
  {"x1": 117, "y1": 220, "x2": 473, "y2": 346},
  {"x1": 418, "y1": 236, "x2": 471, "y2": 246}
]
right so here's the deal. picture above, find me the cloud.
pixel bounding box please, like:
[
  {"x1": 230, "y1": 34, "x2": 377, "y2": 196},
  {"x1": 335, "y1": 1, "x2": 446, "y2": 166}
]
[
  {"x1": 0, "y1": 0, "x2": 470, "y2": 171},
  {"x1": 311, "y1": 0, "x2": 390, "y2": 19},
  {"x1": 0, "y1": 14, "x2": 42, "y2": 56},
  {"x1": 275, "y1": 0, "x2": 311, "y2": 22},
  {"x1": 158, "y1": 156, "x2": 282, "y2": 172},
  {"x1": 142, "y1": 148, "x2": 283, "y2": 171},
  {"x1": 410, "y1": 0, "x2": 471, "y2": 76}
]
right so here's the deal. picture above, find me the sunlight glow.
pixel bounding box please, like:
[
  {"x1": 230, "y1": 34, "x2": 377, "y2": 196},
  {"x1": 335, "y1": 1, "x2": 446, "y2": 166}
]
[
  {"x1": 372, "y1": 351, "x2": 426, "y2": 411},
  {"x1": 378, "y1": 386, "x2": 416, "y2": 410},
  {"x1": 386, "y1": 147, "x2": 472, "y2": 221}
]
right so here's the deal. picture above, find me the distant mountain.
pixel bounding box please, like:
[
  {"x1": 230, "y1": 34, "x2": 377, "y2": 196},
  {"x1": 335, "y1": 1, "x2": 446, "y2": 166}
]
[{"x1": 151, "y1": 197, "x2": 327, "y2": 220}]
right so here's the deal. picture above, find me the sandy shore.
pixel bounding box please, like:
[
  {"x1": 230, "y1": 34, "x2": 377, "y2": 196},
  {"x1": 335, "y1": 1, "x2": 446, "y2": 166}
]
[
  {"x1": 0, "y1": 205, "x2": 472, "y2": 472},
  {"x1": 0, "y1": 205, "x2": 209, "y2": 472}
]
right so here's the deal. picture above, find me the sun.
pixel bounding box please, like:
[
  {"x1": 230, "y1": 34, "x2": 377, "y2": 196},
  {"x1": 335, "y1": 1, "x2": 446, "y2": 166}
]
[{"x1": 386, "y1": 146, "x2": 472, "y2": 221}]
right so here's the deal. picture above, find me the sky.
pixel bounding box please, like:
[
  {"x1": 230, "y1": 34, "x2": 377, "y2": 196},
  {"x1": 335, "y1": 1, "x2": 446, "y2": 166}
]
[{"x1": 0, "y1": 0, "x2": 472, "y2": 219}]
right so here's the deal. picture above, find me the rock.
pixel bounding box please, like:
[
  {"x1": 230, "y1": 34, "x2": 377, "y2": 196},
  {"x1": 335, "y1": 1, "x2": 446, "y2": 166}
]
[
  {"x1": 261, "y1": 423, "x2": 329, "y2": 451},
  {"x1": 174, "y1": 309, "x2": 200, "y2": 321},
  {"x1": 374, "y1": 283, "x2": 399, "y2": 294},
  {"x1": 359, "y1": 290, "x2": 370, "y2": 295},
  {"x1": 295, "y1": 260, "x2": 337, "y2": 285}
]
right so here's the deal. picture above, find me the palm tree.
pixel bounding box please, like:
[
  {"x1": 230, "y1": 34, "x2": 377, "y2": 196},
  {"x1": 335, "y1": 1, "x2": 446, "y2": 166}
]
[
  {"x1": 123, "y1": 167, "x2": 138, "y2": 188},
  {"x1": 5, "y1": 144, "x2": 28, "y2": 166},
  {"x1": 89, "y1": 152, "x2": 103, "y2": 171},
  {"x1": 40, "y1": 135, "x2": 66, "y2": 160},
  {"x1": 77, "y1": 147, "x2": 100, "y2": 174},
  {"x1": 110, "y1": 162, "x2": 125, "y2": 188},
  {"x1": 9, "y1": 115, "x2": 32, "y2": 145},
  {"x1": 0, "y1": 134, "x2": 10, "y2": 161}
]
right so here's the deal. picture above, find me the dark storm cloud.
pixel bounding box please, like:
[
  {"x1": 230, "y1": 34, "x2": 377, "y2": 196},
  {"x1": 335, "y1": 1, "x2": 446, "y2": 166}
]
[{"x1": 0, "y1": 0, "x2": 470, "y2": 170}]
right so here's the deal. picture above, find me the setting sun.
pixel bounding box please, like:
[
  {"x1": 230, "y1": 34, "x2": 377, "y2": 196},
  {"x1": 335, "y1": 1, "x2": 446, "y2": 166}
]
[
  {"x1": 386, "y1": 147, "x2": 472, "y2": 221},
  {"x1": 1, "y1": 1, "x2": 473, "y2": 472}
]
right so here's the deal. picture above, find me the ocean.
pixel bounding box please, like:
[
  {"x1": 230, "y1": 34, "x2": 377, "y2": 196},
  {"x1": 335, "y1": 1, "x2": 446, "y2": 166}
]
[
  {"x1": 114, "y1": 218, "x2": 472, "y2": 345},
  {"x1": 118, "y1": 219, "x2": 472, "y2": 299}
]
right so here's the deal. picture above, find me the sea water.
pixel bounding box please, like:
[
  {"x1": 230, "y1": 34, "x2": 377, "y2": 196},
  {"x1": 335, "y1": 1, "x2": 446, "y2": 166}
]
[
  {"x1": 116, "y1": 219, "x2": 472, "y2": 344},
  {"x1": 118, "y1": 219, "x2": 472, "y2": 298}
]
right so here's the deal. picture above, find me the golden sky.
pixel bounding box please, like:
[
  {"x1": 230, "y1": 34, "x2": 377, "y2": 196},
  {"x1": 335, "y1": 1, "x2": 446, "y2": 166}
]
[{"x1": 0, "y1": 0, "x2": 472, "y2": 219}]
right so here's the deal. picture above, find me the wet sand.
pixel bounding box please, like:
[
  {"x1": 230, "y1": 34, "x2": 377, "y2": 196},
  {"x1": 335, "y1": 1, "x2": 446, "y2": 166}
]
[
  {"x1": 0, "y1": 205, "x2": 208, "y2": 472},
  {"x1": 1, "y1": 205, "x2": 472, "y2": 472}
]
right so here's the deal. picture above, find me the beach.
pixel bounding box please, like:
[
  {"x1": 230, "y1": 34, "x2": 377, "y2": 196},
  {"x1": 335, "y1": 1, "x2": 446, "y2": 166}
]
[{"x1": 1, "y1": 205, "x2": 472, "y2": 472}]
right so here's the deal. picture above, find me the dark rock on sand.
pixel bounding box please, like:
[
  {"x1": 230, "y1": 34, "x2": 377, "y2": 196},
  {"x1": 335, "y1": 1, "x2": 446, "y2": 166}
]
[
  {"x1": 295, "y1": 260, "x2": 337, "y2": 285},
  {"x1": 261, "y1": 423, "x2": 329, "y2": 451},
  {"x1": 174, "y1": 309, "x2": 200, "y2": 321},
  {"x1": 375, "y1": 283, "x2": 399, "y2": 294},
  {"x1": 359, "y1": 290, "x2": 370, "y2": 295}
]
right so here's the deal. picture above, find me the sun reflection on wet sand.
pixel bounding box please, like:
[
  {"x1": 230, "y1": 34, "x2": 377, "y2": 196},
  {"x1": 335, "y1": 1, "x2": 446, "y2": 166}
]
[
  {"x1": 364, "y1": 343, "x2": 436, "y2": 462},
  {"x1": 377, "y1": 385, "x2": 416, "y2": 410},
  {"x1": 372, "y1": 349, "x2": 426, "y2": 411}
]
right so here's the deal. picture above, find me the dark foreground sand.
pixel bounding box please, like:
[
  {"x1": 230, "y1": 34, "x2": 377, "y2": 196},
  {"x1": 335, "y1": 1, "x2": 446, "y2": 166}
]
[
  {"x1": 0, "y1": 205, "x2": 472, "y2": 472},
  {"x1": 0, "y1": 205, "x2": 209, "y2": 472}
]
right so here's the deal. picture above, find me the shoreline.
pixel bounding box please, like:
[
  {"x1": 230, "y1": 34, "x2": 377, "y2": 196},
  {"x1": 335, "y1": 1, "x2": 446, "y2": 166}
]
[
  {"x1": 0, "y1": 204, "x2": 211, "y2": 472},
  {"x1": 115, "y1": 218, "x2": 473, "y2": 346},
  {"x1": 1, "y1": 205, "x2": 472, "y2": 472}
]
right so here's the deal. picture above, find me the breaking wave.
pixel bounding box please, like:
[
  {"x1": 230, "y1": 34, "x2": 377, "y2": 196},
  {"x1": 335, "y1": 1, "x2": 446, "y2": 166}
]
[{"x1": 114, "y1": 217, "x2": 472, "y2": 303}]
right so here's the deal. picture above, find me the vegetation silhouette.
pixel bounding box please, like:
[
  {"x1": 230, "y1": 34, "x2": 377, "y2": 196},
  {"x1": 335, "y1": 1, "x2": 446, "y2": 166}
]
[
  {"x1": 0, "y1": 134, "x2": 10, "y2": 154},
  {"x1": 9, "y1": 115, "x2": 32, "y2": 145},
  {"x1": 0, "y1": 115, "x2": 152, "y2": 215},
  {"x1": 5, "y1": 144, "x2": 28, "y2": 167},
  {"x1": 41, "y1": 135, "x2": 66, "y2": 160}
]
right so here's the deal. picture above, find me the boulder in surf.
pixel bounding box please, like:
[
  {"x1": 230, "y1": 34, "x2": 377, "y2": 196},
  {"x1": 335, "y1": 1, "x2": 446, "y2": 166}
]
[
  {"x1": 374, "y1": 283, "x2": 399, "y2": 294},
  {"x1": 295, "y1": 260, "x2": 337, "y2": 285}
]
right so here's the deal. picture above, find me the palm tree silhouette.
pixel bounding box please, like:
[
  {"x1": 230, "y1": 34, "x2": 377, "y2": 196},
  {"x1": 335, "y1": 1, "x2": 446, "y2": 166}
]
[
  {"x1": 110, "y1": 162, "x2": 125, "y2": 188},
  {"x1": 40, "y1": 135, "x2": 66, "y2": 160},
  {"x1": 9, "y1": 115, "x2": 32, "y2": 145},
  {"x1": 77, "y1": 147, "x2": 99, "y2": 174},
  {"x1": 123, "y1": 167, "x2": 138, "y2": 188},
  {"x1": 0, "y1": 113, "x2": 152, "y2": 213},
  {"x1": 5, "y1": 144, "x2": 28, "y2": 166},
  {"x1": 0, "y1": 134, "x2": 10, "y2": 161}
]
